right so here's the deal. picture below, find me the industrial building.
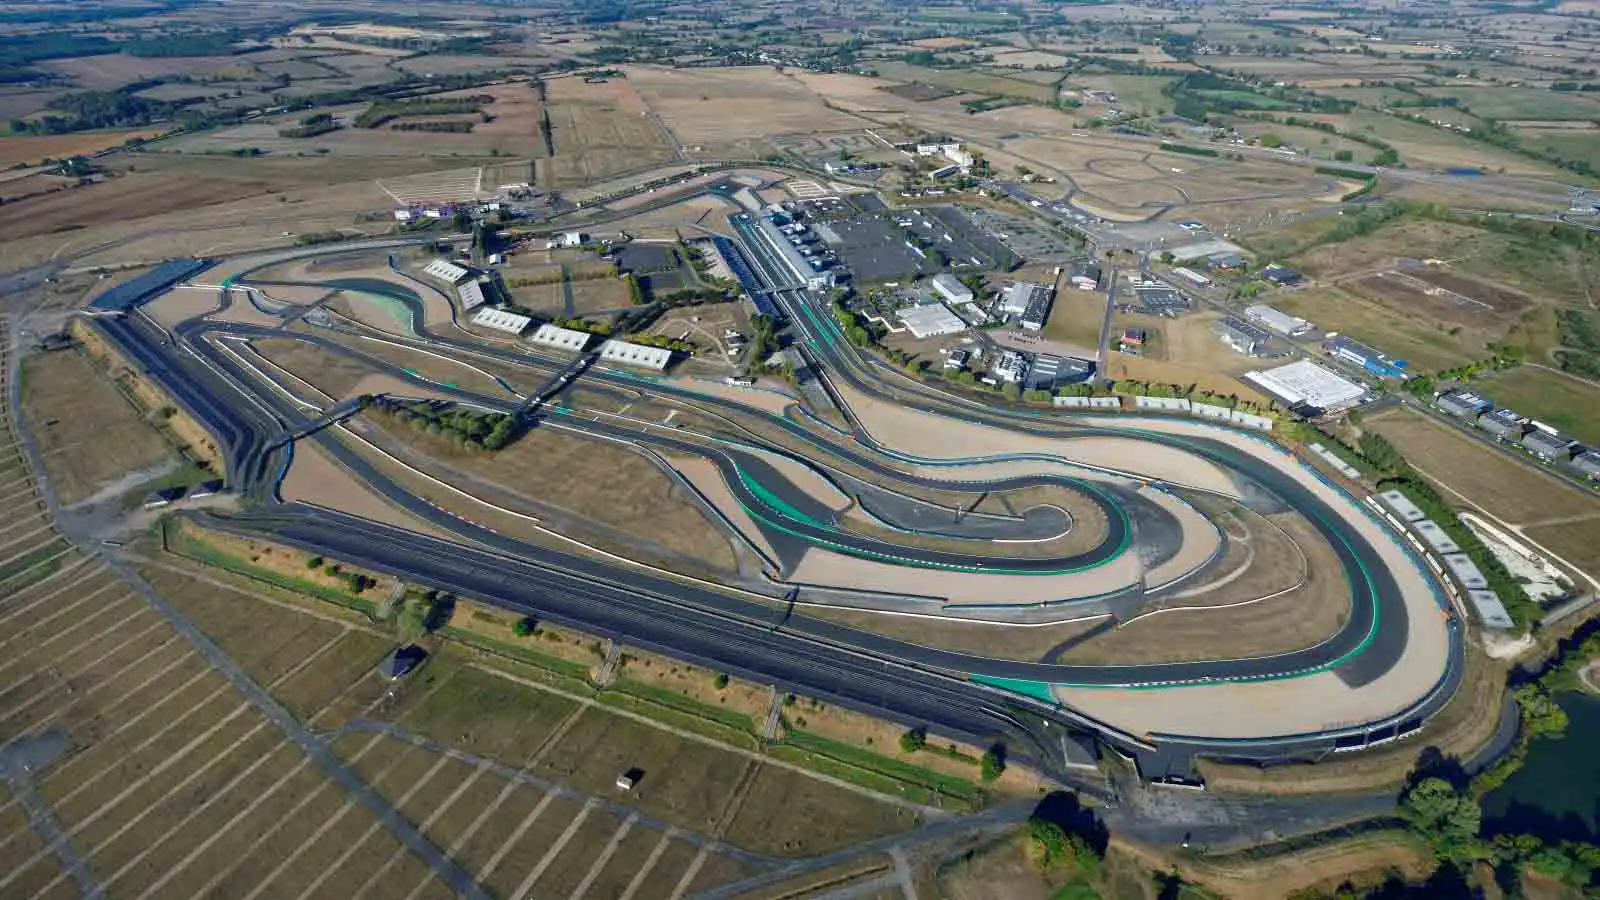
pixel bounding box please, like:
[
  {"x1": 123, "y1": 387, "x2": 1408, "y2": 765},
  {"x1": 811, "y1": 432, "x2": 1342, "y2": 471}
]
[
  {"x1": 599, "y1": 339, "x2": 673, "y2": 371},
  {"x1": 1171, "y1": 266, "x2": 1211, "y2": 287},
  {"x1": 1243, "y1": 360, "x2": 1365, "y2": 414},
  {"x1": 990, "y1": 350, "x2": 1028, "y2": 384},
  {"x1": 1477, "y1": 408, "x2": 1528, "y2": 441},
  {"x1": 1025, "y1": 354, "x2": 1091, "y2": 392},
  {"x1": 1019, "y1": 288, "x2": 1054, "y2": 332},
  {"x1": 1326, "y1": 335, "x2": 1407, "y2": 378},
  {"x1": 1220, "y1": 316, "x2": 1271, "y2": 355},
  {"x1": 1208, "y1": 252, "x2": 1247, "y2": 271},
  {"x1": 1244, "y1": 304, "x2": 1311, "y2": 337},
  {"x1": 1521, "y1": 427, "x2": 1575, "y2": 461},
  {"x1": 999, "y1": 282, "x2": 1049, "y2": 316},
  {"x1": 529, "y1": 323, "x2": 591, "y2": 352},
  {"x1": 751, "y1": 214, "x2": 834, "y2": 291},
  {"x1": 1262, "y1": 264, "x2": 1303, "y2": 286},
  {"x1": 456, "y1": 279, "x2": 489, "y2": 311},
  {"x1": 945, "y1": 348, "x2": 971, "y2": 371},
  {"x1": 1134, "y1": 287, "x2": 1187, "y2": 316},
  {"x1": 470, "y1": 307, "x2": 532, "y2": 336},
  {"x1": 931, "y1": 273, "x2": 973, "y2": 305},
  {"x1": 1570, "y1": 449, "x2": 1600, "y2": 479},
  {"x1": 1068, "y1": 262, "x2": 1101, "y2": 291},
  {"x1": 1435, "y1": 391, "x2": 1491, "y2": 420},
  {"x1": 898, "y1": 303, "x2": 967, "y2": 339},
  {"x1": 85, "y1": 258, "x2": 211, "y2": 314}
]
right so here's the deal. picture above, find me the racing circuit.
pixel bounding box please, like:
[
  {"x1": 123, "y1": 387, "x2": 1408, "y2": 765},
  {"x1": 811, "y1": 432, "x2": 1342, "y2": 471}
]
[{"x1": 80, "y1": 236, "x2": 1466, "y2": 781}]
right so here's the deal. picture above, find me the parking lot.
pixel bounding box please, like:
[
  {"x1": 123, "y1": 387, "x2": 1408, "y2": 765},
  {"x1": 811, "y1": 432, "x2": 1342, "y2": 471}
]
[
  {"x1": 964, "y1": 207, "x2": 1079, "y2": 261},
  {"x1": 806, "y1": 196, "x2": 1019, "y2": 284}
]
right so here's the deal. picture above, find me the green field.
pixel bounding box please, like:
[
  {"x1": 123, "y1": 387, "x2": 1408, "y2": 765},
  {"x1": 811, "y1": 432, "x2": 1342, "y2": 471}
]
[
  {"x1": 1513, "y1": 128, "x2": 1600, "y2": 172},
  {"x1": 872, "y1": 62, "x2": 1058, "y2": 103},
  {"x1": 1418, "y1": 86, "x2": 1600, "y2": 122},
  {"x1": 1479, "y1": 366, "x2": 1600, "y2": 445},
  {"x1": 1069, "y1": 75, "x2": 1177, "y2": 116}
]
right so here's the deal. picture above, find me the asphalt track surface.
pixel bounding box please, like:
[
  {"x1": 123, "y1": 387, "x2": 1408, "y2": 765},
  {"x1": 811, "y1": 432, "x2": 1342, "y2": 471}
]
[{"x1": 89, "y1": 262, "x2": 1464, "y2": 773}]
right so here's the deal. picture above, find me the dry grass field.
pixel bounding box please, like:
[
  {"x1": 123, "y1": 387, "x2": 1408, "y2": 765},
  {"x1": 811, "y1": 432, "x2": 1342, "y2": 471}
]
[
  {"x1": 1479, "y1": 366, "x2": 1600, "y2": 445},
  {"x1": 626, "y1": 65, "x2": 866, "y2": 158},
  {"x1": 18, "y1": 347, "x2": 175, "y2": 505},
  {"x1": 1274, "y1": 286, "x2": 1485, "y2": 373},
  {"x1": 1361, "y1": 406, "x2": 1598, "y2": 525},
  {"x1": 0, "y1": 128, "x2": 165, "y2": 169},
  {"x1": 36, "y1": 52, "x2": 247, "y2": 89},
  {"x1": 539, "y1": 75, "x2": 679, "y2": 185}
]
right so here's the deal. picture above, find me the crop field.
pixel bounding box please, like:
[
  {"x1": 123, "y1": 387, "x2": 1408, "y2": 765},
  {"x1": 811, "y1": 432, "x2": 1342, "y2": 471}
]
[
  {"x1": 869, "y1": 62, "x2": 1060, "y2": 103},
  {"x1": 1417, "y1": 85, "x2": 1600, "y2": 121},
  {"x1": 0, "y1": 128, "x2": 165, "y2": 169},
  {"x1": 36, "y1": 52, "x2": 247, "y2": 89},
  {"x1": 626, "y1": 65, "x2": 866, "y2": 158},
  {"x1": 19, "y1": 345, "x2": 176, "y2": 505}
]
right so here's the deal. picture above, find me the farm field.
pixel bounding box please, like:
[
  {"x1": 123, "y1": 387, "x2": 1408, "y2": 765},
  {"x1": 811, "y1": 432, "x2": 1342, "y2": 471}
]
[
  {"x1": 1416, "y1": 85, "x2": 1600, "y2": 121},
  {"x1": 869, "y1": 61, "x2": 1059, "y2": 103},
  {"x1": 0, "y1": 128, "x2": 165, "y2": 168},
  {"x1": 540, "y1": 75, "x2": 679, "y2": 185}
]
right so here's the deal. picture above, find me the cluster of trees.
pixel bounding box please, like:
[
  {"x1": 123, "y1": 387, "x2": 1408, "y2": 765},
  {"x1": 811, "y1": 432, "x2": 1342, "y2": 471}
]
[
  {"x1": 353, "y1": 95, "x2": 491, "y2": 128},
  {"x1": 1556, "y1": 309, "x2": 1600, "y2": 379},
  {"x1": 293, "y1": 231, "x2": 348, "y2": 246},
  {"x1": 549, "y1": 315, "x2": 612, "y2": 337},
  {"x1": 1401, "y1": 345, "x2": 1524, "y2": 399},
  {"x1": 370, "y1": 398, "x2": 524, "y2": 453},
  {"x1": 8, "y1": 89, "x2": 171, "y2": 134},
  {"x1": 278, "y1": 112, "x2": 340, "y2": 139},
  {"x1": 305, "y1": 557, "x2": 378, "y2": 594},
  {"x1": 392, "y1": 120, "x2": 475, "y2": 132}
]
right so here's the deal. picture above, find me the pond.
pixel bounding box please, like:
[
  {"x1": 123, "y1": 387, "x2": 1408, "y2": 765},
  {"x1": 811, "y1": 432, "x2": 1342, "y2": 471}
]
[{"x1": 1482, "y1": 690, "x2": 1600, "y2": 843}]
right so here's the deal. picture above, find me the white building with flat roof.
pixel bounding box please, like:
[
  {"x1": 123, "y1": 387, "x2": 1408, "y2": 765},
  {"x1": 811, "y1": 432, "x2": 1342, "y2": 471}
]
[
  {"x1": 1245, "y1": 304, "x2": 1312, "y2": 336},
  {"x1": 456, "y1": 279, "x2": 489, "y2": 311},
  {"x1": 470, "y1": 307, "x2": 532, "y2": 335},
  {"x1": 898, "y1": 303, "x2": 967, "y2": 339},
  {"x1": 529, "y1": 323, "x2": 591, "y2": 352},
  {"x1": 599, "y1": 339, "x2": 672, "y2": 371},
  {"x1": 422, "y1": 258, "x2": 470, "y2": 285},
  {"x1": 931, "y1": 273, "x2": 973, "y2": 305},
  {"x1": 1243, "y1": 360, "x2": 1364, "y2": 412}
]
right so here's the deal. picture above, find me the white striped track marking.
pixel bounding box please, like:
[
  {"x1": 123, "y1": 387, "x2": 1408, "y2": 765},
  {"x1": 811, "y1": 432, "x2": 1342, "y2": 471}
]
[
  {"x1": 0, "y1": 564, "x2": 113, "y2": 633},
  {"x1": 0, "y1": 648, "x2": 199, "y2": 755},
  {"x1": 0, "y1": 618, "x2": 172, "y2": 727},
  {"x1": 396, "y1": 759, "x2": 495, "y2": 900},
  {"x1": 0, "y1": 594, "x2": 150, "y2": 685},
  {"x1": 343, "y1": 752, "x2": 463, "y2": 900},
  {"x1": 472, "y1": 786, "x2": 561, "y2": 886},
  {"x1": 0, "y1": 628, "x2": 181, "y2": 732},
  {"x1": 36, "y1": 725, "x2": 285, "y2": 896},
  {"x1": 505, "y1": 797, "x2": 597, "y2": 900},
  {"x1": 567, "y1": 811, "x2": 639, "y2": 900},
  {"x1": 0, "y1": 555, "x2": 98, "y2": 613},
  {"x1": 666, "y1": 846, "x2": 710, "y2": 900},
  {"x1": 0, "y1": 546, "x2": 76, "y2": 593},
  {"x1": 615, "y1": 828, "x2": 679, "y2": 900},
  {"x1": 0, "y1": 698, "x2": 256, "y2": 893},
  {"x1": 0, "y1": 577, "x2": 126, "y2": 655},
  {"x1": 236, "y1": 737, "x2": 430, "y2": 900}
]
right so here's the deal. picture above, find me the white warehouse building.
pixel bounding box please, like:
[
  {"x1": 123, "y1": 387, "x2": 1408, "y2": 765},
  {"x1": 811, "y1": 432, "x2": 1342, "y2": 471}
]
[
  {"x1": 470, "y1": 307, "x2": 532, "y2": 336},
  {"x1": 599, "y1": 339, "x2": 672, "y2": 371},
  {"x1": 456, "y1": 279, "x2": 489, "y2": 311},
  {"x1": 422, "y1": 259, "x2": 470, "y2": 285},
  {"x1": 898, "y1": 303, "x2": 967, "y2": 339},
  {"x1": 529, "y1": 323, "x2": 591, "y2": 352},
  {"x1": 931, "y1": 273, "x2": 973, "y2": 305}
]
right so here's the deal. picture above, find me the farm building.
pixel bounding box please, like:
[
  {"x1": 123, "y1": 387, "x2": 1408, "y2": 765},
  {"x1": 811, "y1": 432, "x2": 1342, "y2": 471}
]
[
  {"x1": 1220, "y1": 317, "x2": 1271, "y2": 355},
  {"x1": 422, "y1": 259, "x2": 470, "y2": 285},
  {"x1": 1244, "y1": 304, "x2": 1311, "y2": 336},
  {"x1": 1477, "y1": 408, "x2": 1528, "y2": 441},
  {"x1": 899, "y1": 303, "x2": 967, "y2": 339},
  {"x1": 529, "y1": 323, "x2": 591, "y2": 352},
  {"x1": 600, "y1": 339, "x2": 673, "y2": 371},
  {"x1": 1243, "y1": 360, "x2": 1364, "y2": 414},
  {"x1": 1435, "y1": 391, "x2": 1491, "y2": 420},
  {"x1": 1262, "y1": 264, "x2": 1303, "y2": 286},
  {"x1": 456, "y1": 279, "x2": 490, "y2": 311},
  {"x1": 471, "y1": 307, "x2": 532, "y2": 335},
  {"x1": 1521, "y1": 428, "x2": 1575, "y2": 461},
  {"x1": 931, "y1": 273, "x2": 973, "y2": 305}
]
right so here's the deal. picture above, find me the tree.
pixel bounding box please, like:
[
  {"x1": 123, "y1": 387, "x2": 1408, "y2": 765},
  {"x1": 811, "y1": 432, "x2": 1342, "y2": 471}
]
[
  {"x1": 1401, "y1": 777, "x2": 1484, "y2": 862},
  {"x1": 713, "y1": 672, "x2": 730, "y2": 689},
  {"x1": 899, "y1": 727, "x2": 927, "y2": 753},
  {"x1": 981, "y1": 743, "x2": 1007, "y2": 781},
  {"x1": 512, "y1": 616, "x2": 537, "y2": 637}
]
